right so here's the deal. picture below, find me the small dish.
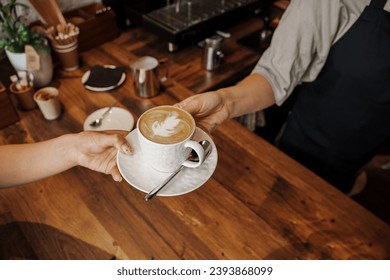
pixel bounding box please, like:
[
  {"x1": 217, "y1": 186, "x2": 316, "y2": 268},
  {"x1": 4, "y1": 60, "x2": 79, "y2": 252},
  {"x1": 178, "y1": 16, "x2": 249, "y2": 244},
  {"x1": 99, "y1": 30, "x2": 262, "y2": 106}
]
[
  {"x1": 81, "y1": 65, "x2": 126, "y2": 92},
  {"x1": 83, "y1": 107, "x2": 134, "y2": 131},
  {"x1": 117, "y1": 127, "x2": 218, "y2": 196}
]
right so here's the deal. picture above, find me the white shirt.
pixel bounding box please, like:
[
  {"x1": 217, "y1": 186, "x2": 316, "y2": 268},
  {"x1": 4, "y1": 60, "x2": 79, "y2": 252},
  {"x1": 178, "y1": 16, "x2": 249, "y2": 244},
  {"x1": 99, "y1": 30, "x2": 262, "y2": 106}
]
[{"x1": 252, "y1": 0, "x2": 390, "y2": 105}]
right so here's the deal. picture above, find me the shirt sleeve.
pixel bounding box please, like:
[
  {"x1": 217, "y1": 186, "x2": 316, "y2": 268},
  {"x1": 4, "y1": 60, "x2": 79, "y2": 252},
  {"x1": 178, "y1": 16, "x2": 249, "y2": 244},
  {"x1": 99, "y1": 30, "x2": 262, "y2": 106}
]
[{"x1": 252, "y1": 0, "x2": 349, "y2": 105}]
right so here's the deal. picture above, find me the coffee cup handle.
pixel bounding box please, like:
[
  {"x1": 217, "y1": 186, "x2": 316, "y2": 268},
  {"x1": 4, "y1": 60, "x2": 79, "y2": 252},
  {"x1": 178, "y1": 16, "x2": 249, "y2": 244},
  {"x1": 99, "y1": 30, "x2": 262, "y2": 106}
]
[{"x1": 182, "y1": 140, "x2": 205, "y2": 168}]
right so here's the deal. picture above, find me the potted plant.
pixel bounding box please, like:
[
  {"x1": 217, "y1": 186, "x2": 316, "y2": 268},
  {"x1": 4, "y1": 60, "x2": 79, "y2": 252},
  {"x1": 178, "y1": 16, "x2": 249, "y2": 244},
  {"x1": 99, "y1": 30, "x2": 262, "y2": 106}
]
[{"x1": 0, "y1": 0, "x2": 53, "y2": 87}]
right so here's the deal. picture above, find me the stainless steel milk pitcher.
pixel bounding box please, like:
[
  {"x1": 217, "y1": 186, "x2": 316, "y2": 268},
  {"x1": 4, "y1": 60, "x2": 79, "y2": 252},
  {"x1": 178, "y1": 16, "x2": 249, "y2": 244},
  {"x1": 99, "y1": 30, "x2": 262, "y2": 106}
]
[
  {"x1": 130, "y1": 56, "x2": 161, "y2": 98},
  {"x1": 202, "y1": 35, "x2": 224, "y2": 71}
]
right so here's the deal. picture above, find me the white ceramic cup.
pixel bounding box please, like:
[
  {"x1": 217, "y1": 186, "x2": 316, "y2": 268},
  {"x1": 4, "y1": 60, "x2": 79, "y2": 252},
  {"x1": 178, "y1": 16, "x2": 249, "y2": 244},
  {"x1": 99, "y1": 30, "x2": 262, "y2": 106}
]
[
  {"x1": 33, "y1": 87, "x2": 61, "y2": 120},
  {"x1": 137, "y1": 105, "x2": 205, "y2": 173}
]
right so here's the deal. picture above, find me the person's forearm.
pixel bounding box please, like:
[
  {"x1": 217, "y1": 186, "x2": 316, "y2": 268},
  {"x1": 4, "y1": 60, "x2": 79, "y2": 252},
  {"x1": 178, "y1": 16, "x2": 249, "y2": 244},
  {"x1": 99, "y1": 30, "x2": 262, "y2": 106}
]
[
  {"x1": 0, "y1": 134, "x2": 77, "y2": 187},
  {"x1": 218, "y1": 73, "x2": 276, "y2": 118}
]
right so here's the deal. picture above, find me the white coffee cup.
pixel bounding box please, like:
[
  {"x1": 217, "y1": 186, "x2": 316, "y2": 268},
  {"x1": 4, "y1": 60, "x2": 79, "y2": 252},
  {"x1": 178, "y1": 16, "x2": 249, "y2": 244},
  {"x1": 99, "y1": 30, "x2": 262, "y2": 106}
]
[
  {"x1": 137, "y1": 105, "x2": 205, "y2": 173},
  {"x1": 33, "y1": 87, "x2": 61, "y2": 120}
]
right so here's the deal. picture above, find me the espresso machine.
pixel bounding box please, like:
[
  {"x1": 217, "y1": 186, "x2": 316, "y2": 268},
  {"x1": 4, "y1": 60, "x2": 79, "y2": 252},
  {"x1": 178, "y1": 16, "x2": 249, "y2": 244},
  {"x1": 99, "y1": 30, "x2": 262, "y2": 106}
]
[
  {"x1": 106, "y1": 0, "x2": 272, "y2": 51},
  {"x1": 143, "y1": 0, "x2": 269, "y2": 52},
  {"x1": 102, "y1": 0, "x2": 168, "y2": 27}
]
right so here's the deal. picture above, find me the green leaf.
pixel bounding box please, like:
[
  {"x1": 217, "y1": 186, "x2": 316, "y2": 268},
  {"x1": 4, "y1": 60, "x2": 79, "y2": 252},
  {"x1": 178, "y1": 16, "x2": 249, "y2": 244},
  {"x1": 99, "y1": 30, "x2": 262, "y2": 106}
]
[{"x1": 0, "y1": 0, "x2": 46, "y2": 52}]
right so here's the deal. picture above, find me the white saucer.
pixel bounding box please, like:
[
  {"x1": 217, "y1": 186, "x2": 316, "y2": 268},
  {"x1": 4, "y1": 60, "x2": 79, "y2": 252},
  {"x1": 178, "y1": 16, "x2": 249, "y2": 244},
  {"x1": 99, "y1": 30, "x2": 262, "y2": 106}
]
[
  {"x1": 83, "y1": 107, "x2": 134, "y2": 131},
  {"x1": 117, "y1": 127, "x2": 218, "y2": 197},
  {"x1": 81, "y1": 65, "x2": 126, "y2": 92}
]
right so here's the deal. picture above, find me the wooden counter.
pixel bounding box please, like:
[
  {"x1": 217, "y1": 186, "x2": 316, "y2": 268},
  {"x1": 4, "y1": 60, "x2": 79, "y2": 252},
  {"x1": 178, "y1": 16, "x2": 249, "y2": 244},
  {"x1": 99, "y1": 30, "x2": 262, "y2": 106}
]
[{"x1": 0, "y1": 18, "x2": 389, "y2": 260}]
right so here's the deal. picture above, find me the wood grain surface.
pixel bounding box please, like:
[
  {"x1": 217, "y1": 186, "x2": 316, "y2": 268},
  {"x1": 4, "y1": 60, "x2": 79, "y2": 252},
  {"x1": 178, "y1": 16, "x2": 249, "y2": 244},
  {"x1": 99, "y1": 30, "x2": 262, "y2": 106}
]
[{"x1": 0, "y1": 15, "x2": 389, "y2": 260}]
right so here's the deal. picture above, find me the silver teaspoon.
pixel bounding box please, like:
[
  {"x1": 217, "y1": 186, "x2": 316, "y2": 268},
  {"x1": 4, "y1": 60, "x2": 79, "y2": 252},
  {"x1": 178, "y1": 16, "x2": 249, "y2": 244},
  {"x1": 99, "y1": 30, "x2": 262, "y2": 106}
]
[
  {"x1": 89, "y1": 101, "x2": 118, "y2": 128},
  {"x1": 144, "y1": 140, "x2": 212, "y2": 201}
]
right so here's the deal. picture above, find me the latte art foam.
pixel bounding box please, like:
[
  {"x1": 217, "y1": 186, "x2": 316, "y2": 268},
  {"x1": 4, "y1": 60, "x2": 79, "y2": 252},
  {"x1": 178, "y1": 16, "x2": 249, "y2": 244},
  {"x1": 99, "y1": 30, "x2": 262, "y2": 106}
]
[
  {"x1": 139, "y1": 106, "x2": 194, "y2": 144},
  {"x1": 151, "y1": 111, "x2": 181, "y2": 137}
]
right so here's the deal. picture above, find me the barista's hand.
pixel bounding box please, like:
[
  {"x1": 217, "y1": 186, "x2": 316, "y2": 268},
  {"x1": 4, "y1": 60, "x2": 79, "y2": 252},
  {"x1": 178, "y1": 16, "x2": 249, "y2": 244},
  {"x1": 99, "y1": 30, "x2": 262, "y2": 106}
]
[
  {"x1": 175, "y1": 91, "x2": 230, "y2": 133},
  {"x1": 73, "y1": 131, "x2": 131, "y2": 182}
]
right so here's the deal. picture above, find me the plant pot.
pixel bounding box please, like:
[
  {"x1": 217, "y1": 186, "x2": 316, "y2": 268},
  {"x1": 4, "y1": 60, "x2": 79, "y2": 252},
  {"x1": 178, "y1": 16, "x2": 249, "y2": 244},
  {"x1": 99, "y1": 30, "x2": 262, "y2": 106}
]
[
  {"x1": 5, "y1": 47, "x2": 54, "y2": 88},
  {"x1": 5, "y1": 48, "x2": 26, "y2": 70}
]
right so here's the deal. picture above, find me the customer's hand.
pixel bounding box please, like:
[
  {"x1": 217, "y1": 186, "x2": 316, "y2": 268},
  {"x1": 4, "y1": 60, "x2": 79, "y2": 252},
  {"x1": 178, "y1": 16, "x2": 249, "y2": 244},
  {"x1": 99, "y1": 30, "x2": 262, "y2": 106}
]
[
  {"x1": 72, "y1": 131, "x2": 131, "y2": 182},
  {"x1": 175, "y1": 91, "x2": 230, "y2": 133}
]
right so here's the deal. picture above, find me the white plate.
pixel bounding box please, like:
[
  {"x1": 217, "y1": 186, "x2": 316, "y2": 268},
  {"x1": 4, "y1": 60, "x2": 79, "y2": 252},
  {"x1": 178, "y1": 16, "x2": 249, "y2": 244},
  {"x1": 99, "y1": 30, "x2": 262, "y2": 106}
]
[
  {"x1": 81, "y1": 65, "x2": 126, "y2": 92},
  {"x1": 117, "y1": 127, "x2": 218, "y2": 197},
  {"x1": 83, "y1": 107, "x2": 134, "y2": 131}
]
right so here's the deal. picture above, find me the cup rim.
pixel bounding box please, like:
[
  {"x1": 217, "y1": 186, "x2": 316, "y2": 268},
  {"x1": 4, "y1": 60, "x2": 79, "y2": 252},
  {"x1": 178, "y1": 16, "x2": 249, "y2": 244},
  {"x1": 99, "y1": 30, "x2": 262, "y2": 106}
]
[
  {"x1": 53, "y1": 44, "x2": 78, "y2": 53},
  {"x1": 9, "y1": 82, "x2": 33, "y2": 94},
  {"x1": 137, "y1": 105, "x2": 196, "y2": 146},
  {"x1": 33, "y1": 87, "x2": 59, "y2": 102},
  {"x1": 51, "y1": 40, "x2": 78, "y2": 49},
  {"x1": 131, "y1": 56, "x2": 159, "y2": 71}
]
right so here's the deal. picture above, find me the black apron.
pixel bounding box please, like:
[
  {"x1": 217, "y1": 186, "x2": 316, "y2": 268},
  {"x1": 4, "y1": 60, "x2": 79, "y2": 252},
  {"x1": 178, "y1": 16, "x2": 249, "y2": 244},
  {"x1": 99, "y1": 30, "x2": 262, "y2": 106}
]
[{"x1": 279, "y1": 0, "x2": 390, "y2": 192}]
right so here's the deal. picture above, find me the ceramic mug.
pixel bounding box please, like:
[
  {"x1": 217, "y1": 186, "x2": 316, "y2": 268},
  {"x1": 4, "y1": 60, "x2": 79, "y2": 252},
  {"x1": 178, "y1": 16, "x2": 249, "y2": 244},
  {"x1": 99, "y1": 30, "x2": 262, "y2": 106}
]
[
  {"x1": 137, "y1": 105, "x2": 205, "y2": 173},
  {"x1": 33, "y1": 87, "x2": 61, "y2": 120}
]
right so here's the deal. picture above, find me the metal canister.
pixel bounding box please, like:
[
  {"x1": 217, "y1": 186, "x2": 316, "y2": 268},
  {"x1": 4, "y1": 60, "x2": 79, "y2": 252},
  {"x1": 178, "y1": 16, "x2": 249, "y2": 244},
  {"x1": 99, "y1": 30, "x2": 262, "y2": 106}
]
[
  {"x1": 202, "y1": 35, "x2": 224, "y2": 71},
  {"x1": 130, "y1": 56, "x2": 160, "y2": 98}
]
